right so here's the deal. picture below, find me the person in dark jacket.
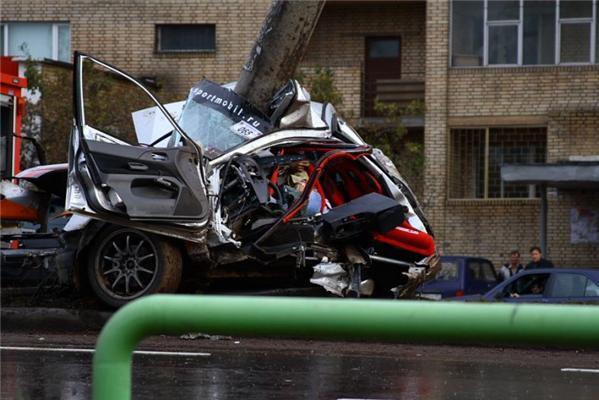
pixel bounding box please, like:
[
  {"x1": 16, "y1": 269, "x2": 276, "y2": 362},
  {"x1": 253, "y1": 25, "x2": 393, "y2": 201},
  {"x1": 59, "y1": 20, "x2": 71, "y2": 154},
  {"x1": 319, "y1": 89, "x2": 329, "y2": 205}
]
[
  {"x1": 498, "y1": 250, "x2": 524, "y2": 282},
  {"x1": 525, "y1": 246, "x2": 554, "y2": 269}
]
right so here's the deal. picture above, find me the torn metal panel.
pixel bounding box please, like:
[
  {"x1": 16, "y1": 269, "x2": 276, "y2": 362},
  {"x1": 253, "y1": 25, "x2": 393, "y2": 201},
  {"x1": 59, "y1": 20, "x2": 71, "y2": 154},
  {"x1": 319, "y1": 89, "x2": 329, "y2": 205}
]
[{"x1": 395, "y1": 254, "x2": 442, "y2": 299}]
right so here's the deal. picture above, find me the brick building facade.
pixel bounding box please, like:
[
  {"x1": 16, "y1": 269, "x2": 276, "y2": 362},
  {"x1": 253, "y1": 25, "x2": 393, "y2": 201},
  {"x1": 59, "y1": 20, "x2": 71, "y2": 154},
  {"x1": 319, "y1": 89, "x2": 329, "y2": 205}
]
[
  {"x1": 426, "y1": 1, "x2": 599, "y2": 267},
  {"x1": 1, "y1": 0, "x2": 270, "y2": 95},
  {"x1": 2, "y1": 0, "x2": 598, "y2": 267}
]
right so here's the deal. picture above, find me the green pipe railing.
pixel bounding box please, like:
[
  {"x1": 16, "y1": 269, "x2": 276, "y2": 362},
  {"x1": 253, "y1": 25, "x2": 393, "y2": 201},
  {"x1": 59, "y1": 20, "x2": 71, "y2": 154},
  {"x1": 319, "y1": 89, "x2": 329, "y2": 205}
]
[{"x1": 93, "y1": 295, "x2": 599, "y2": 400}]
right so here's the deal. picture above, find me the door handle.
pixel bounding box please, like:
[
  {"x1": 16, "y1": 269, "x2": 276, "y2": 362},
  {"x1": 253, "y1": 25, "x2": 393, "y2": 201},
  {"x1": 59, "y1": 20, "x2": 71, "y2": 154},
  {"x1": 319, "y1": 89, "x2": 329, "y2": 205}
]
[
  {"x1": 128, "y1": 162, "x2": 149, "y2": 171},
  {"x1": 155, "y1": 177, "x2": 176, "y2": 190},
  {"x1": 151, "y1": 153, "x2": 167, "y2": 161}
]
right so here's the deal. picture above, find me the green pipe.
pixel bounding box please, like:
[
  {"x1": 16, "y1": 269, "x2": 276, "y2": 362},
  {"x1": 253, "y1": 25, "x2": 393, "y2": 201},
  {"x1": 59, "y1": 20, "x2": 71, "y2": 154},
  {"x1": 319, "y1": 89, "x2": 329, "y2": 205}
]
[{"x1": 93, "y1": 295, "x2": 599, "y2": 400}]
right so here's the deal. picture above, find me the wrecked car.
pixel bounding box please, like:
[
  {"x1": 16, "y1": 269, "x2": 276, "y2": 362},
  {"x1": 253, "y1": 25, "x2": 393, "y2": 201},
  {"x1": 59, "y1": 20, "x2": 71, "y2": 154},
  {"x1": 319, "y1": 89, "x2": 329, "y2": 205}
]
[
  {"x1": 0, "y1": 163, "x2": 72, "y2": 285},
  {"x1": 6, "y1": 53, "x2": 439, "y2": 307}
]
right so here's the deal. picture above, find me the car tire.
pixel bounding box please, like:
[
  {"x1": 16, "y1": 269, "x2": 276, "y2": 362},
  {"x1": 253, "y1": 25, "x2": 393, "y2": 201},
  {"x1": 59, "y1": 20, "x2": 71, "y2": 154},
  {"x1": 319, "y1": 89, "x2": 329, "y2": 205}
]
[{"x1": 87, "y1": 226, "x2": 182, "y2": 308}]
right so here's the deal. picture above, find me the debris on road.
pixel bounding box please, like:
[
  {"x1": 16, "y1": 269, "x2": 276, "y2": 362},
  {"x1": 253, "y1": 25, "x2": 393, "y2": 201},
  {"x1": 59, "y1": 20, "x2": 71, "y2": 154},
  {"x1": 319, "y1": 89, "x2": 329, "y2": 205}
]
[{"x1": 180, "y1": 333, "x2": 233, "y2": 341}]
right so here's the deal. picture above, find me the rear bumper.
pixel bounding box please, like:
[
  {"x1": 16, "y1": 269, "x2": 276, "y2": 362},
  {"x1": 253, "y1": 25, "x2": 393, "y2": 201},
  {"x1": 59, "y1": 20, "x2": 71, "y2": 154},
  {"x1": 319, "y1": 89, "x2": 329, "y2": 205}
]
[{"x1": 1, "y1": 246, "x2": 75, "y2": 286}]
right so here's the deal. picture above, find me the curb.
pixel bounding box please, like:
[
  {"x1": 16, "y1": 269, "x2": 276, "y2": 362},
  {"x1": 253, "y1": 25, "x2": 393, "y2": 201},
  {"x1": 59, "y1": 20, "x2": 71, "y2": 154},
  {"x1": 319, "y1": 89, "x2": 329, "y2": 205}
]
[{"x1": 1, "y1": 307, "x2": 113, "y2": 333}]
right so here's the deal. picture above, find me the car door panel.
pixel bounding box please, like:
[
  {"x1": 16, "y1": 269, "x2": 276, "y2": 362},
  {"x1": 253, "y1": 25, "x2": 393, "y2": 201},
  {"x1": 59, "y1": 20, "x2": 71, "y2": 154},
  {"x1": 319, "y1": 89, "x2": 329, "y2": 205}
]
[
  {"x1": 489, "y1": 272, "x2": 551, "y2": 303},
  {"x1": 503, "y1": 294, "x2": 545, "y2": 303},
  {"x1": 83, "y1": 140, "x2": 206, "y2": 220},
  {"x1": 544, "y1": 272, "x2": 599, "y2": 304},
  {"x1": 67, "y1": 52, "x2": 209, "y2": 230}
]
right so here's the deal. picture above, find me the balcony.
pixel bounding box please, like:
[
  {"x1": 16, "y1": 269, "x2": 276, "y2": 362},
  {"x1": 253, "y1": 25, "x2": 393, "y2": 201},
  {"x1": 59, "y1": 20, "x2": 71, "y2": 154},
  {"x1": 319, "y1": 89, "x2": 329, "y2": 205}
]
[{"x1": 361, "y1": 78, "x2": 425, "y2": 127}]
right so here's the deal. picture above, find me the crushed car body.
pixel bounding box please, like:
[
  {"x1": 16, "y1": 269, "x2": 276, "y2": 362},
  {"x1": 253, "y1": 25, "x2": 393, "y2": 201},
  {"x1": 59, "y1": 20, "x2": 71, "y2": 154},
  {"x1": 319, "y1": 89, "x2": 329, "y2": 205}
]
[
  {"x1": 0, "y1": 163, "x2": 77, "y2": 285},
  {"x1": 7, "y1": 53, "x2": 439, "y2": 307}
]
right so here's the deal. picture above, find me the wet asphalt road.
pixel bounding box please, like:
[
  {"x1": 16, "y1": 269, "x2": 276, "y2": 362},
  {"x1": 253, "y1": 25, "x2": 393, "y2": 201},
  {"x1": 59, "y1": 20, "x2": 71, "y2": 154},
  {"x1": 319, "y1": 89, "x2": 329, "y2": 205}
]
[{"x1": 2, "y1": 332, "x2": 599, "y2": 400}]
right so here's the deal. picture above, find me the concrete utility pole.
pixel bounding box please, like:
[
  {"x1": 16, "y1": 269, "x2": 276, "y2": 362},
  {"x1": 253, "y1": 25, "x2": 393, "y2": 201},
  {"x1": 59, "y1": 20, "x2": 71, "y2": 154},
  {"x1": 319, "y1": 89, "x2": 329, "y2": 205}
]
[{"x1": 234, "y1": 0, "x2": 326, "y2": 113}]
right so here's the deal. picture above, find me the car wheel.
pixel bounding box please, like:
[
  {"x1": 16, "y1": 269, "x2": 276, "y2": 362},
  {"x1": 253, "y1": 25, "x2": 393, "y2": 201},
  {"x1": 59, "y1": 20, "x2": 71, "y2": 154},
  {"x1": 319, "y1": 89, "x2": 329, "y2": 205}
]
[{"x1": 87, "y1": 226, "x2": 182, "y2": 308}]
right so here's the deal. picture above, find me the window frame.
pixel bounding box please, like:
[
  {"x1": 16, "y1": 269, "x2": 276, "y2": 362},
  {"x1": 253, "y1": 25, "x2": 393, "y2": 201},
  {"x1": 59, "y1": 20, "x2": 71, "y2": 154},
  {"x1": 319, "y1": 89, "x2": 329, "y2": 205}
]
[
  {"x1": 155, "y1": 24, "x2": 216, "y2": 54},
  {"x1": 556, "y1": 0, "x2": 597, "y2": 64},
  {"x1": 484, "y1": 1, "x2": 523, "y2": 66},
  {"x1": 499, "y1": 272, "x2": 551, "y2": 298},
  {"x1": 584, "y1": 278, "x2": 599, "y2": 296},
  {"x1": 546, "y1": 272, "x2": 591, "y2": 298},
  {"x1": 467, "y1": 260, "x2": 498, "y2": 282},
  {"x1": 0, "y1": 22, "x2": 70, "y2": 62},
  {"x1": 436, "y1": 261, "x2": 461, "y2": 281},
  {"x1": 451, "y1": 0, "x2": 598, "y2": 67},
  {"x1": 448, "y1": 126, "x2": 547, "y2": 200}
]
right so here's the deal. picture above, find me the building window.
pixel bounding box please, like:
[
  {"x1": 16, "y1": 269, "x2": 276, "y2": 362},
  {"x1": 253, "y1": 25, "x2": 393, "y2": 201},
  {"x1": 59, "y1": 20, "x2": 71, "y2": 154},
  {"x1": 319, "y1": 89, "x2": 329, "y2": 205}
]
[
  {"x1": 449, "y1": 127, "x2": 547, "y2": 199},
  {"x1": 451, "y1": 0, "x2": 598, "y2": 66},
  {"x1": 0, "y1": 22, "x2": 70, "y2": 62},
  {"x1": 558, "y1": 1, "x2": 596, "y2": 63},
  {"x1": 486, "y1": 1, "x2": 521, "y2": 65},
  {"x1": 156, "y1": 24, "x2": 216, "y2": 53},
  {"x1": 523, "y1": 1, "x2": 556, "y2": 64},
  {"x1": 451, "y1": 1, "x2": 484, "y2": 66},
  {"x1": 364, "y1": 37, "x2": 403, "y2": 117}
]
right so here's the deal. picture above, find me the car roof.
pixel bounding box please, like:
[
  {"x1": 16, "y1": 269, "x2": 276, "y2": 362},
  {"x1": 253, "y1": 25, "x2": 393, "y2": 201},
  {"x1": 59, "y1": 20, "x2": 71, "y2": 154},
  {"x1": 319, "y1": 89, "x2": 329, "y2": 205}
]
[
  {"x1": 440, "y1": 255, "x2": 493, "y2": 263},
  {"x1": 517, "y1": 268, "x2": 599, "y2": 279}
]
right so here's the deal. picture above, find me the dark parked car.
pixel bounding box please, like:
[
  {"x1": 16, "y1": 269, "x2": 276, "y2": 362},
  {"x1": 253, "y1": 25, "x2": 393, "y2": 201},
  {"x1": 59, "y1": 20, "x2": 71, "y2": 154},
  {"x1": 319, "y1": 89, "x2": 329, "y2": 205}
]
[
  {"x1": 455, "y1": 268, "x2": 599, "y2": 304},
  {"x1": 417, "y1": 256, "x2": 498, "y2": 299}
]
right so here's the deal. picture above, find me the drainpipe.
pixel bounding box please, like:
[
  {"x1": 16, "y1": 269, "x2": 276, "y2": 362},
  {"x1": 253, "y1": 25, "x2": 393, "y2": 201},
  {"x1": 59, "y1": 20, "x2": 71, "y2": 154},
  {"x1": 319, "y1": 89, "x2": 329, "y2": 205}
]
[{"x1": 540, "y1": 184, "x2": 548, "y2": 255}]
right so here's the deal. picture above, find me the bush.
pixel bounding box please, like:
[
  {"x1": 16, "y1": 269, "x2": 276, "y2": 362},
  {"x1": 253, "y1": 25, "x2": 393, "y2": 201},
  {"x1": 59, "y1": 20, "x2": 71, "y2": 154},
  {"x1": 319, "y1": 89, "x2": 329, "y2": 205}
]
[
  {"x1": 296, "y1": 67, "x2": 343, "y2": 105},
  {"x1": 358, "y1": 100, "x2": 425, "y2": 198}
]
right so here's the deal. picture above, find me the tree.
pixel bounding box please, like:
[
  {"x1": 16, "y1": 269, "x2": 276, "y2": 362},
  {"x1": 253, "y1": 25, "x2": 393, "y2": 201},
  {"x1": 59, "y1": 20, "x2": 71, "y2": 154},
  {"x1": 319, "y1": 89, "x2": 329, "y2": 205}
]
[
  {"x1": 359, "y1": 100, "x2": 425, "y2": 197},
  {"x1": 300, "y1": 67, "x2": 343, "y2": 105}
]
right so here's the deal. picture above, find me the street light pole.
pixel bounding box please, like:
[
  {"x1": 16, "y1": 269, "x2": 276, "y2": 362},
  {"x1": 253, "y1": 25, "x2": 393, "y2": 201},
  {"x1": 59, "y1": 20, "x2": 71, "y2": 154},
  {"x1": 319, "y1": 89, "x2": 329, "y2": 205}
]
[{"x1": 234, "y1": 0, "x2": 326, "y2": 113}]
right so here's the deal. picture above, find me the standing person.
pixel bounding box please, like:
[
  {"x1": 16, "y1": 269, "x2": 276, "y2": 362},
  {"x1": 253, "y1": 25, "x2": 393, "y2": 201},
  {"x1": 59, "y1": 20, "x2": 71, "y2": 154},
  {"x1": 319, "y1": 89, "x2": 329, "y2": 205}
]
[
  {"x1": 499, "y1": 250, "x2": 524, "y2": 282},
  {"x1": 525, "y1": 246, "x2": 555, "y2": 269}
]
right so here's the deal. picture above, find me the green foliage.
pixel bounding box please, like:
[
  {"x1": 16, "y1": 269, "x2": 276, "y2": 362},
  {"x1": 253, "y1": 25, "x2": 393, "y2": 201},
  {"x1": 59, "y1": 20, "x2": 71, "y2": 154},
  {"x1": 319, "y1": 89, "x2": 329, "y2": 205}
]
[
  {"x1": 359, "y1": 99, "x2": 425, "y2": 197},
  {"x1": 23, "y1": 58, "x2": 42, "y2": 91},
  {"x1": 298, "y1": 67, "x2": 343, "y2": 105},
  {"x1": 21, "y1": 59, "x2": 45, "y2": 169},
  {"x1": 21, "y1": 60, "x2": 174, "y2": 165},
  {"x1": 81, "y1": 60, "x2": 158, "y2": 145},
  {"x1": 23, "y1": 61, "x2": 73, "y2": 166}
]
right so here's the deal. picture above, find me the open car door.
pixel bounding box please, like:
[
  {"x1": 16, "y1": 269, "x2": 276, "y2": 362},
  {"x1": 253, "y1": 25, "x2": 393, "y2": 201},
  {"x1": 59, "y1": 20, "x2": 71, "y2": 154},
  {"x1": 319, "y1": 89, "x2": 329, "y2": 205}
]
[{"x1": 66, "y1": 53, "x2": 209, "y2": 240}]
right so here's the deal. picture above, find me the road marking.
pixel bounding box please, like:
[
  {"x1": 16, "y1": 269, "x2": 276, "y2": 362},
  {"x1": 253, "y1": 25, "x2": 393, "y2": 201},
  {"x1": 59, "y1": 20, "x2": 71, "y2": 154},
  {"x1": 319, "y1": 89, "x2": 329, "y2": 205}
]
[
  {"x1": 561, "y1": 368, "x2": 599, "y2": 374},
  {"x1": 0, "y1": 346, "x2": 211, "y2": 357}
]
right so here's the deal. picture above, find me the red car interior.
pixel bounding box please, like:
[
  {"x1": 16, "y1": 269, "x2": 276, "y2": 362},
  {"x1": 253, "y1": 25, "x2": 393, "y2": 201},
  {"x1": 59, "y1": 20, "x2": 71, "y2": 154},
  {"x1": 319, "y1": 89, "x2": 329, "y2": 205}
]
[{"x1": 268, "y1": 148, "x2": 435, "y2": 258}]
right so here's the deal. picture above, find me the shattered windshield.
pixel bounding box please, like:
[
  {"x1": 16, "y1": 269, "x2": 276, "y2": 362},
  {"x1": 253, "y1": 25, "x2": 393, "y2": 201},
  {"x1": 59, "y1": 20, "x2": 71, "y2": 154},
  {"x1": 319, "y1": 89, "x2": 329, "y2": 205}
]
[{"x1": 177, "y1": 80, "x2": 273, "y2": 158}]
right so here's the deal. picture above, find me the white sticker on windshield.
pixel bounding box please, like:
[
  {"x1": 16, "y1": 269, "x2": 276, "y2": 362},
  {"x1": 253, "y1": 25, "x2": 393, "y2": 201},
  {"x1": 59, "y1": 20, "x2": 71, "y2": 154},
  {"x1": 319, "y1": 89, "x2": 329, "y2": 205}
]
[{"x1": 230, "y1": 121, "x2": 262, "y2": 140}]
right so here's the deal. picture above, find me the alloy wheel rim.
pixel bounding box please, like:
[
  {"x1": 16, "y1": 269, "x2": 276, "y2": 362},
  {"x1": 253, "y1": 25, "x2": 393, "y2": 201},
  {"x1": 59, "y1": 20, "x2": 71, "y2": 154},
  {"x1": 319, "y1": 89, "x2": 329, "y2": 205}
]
[{"x1": 96, "y1": 230, "x2": 158, "y2": 300}]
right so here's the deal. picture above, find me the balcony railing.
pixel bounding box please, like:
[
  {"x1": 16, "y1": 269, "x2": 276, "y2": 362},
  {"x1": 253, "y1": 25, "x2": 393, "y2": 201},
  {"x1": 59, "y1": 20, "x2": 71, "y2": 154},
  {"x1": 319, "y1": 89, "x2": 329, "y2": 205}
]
[{"x1": 363, "y1": 79, "x2": 424, "y2": 117}]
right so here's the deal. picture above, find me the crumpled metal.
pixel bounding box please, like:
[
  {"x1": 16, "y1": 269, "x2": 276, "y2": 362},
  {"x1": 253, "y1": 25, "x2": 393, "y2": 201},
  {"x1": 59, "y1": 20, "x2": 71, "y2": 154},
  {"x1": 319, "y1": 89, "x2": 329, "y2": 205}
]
[{"x1": 310, "y1": 262, "x2": 349, "y2": 297}]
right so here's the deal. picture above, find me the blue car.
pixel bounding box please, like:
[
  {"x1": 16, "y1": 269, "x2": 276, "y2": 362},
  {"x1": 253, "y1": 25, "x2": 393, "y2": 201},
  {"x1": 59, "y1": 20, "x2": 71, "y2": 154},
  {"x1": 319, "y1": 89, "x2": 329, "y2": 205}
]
[
  {"x1": 417, "y1": 256, "x2": 499, "y2": 299},
  {"x1": 456, "y1": 268, "x2": 599, "y2": 303}
]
